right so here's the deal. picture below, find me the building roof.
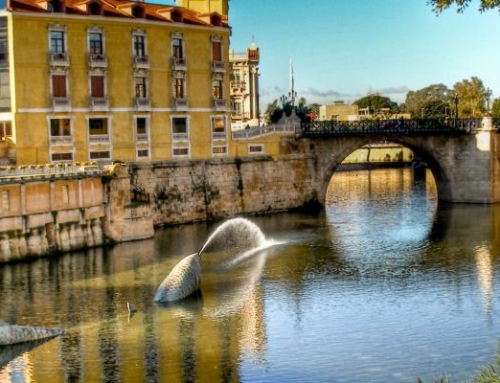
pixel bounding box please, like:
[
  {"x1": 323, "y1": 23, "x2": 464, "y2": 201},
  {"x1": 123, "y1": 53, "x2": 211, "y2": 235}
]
[{"x1": 6, "y1": 0, "x2": 229, "y2": 28}]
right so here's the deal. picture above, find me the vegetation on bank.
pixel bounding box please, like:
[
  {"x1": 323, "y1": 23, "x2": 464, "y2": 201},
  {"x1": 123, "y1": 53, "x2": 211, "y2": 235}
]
[{"x1": 417, "y1": 346, "x2": 500, "y2": 382}]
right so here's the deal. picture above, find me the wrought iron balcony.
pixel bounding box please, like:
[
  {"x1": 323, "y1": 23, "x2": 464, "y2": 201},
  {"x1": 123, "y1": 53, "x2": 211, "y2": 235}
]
[
  {"x1": 211, "y1": 60, "x2": 225, "y2": 72},
  {"x1": 90, "y1": 96, "x2": 108, "y2": 111},
  {"x1": 49, "y1": 52, "x2": 70, "y2": 67},
  {"x1": 135, "y1": 97, "x2": 151, "y2": 111},
  {"x1": 172, "y1": 57, "x2": 187, "y2": 71},
  {"x1": 88, "y1": 53, "x2": 108, "y2": 68},
  {"x1": 174, "y1": 98, "x2": 188, "y2": 111},
  {"x1": 213, "y1": 98, "x2": 227, "y2": 111},
  {"x1": 133, "y1": 55, "x2": 149, "y2": 69},
  {"x1": 52, "y1": 97, "x2": 71, "y2": 111},
  {"x1": 88, "y1": 134, "x2": 110, "y2": 144}
]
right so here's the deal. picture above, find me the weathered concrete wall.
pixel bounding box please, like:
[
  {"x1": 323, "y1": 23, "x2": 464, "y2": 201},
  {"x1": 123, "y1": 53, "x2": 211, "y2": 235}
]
[
  {"x1": 129, "y1": 155, "x2": 321, "y2": 226},
  {"x1": 0, "y1": 166, "x2": 154, "y2": 262}
]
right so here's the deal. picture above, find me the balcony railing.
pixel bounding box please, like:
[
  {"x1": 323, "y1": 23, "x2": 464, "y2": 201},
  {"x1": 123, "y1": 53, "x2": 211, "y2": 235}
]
[
  {"x1": 230, "y1": 81, "x2": 246, "y2": 91},
  {"x1": 52, "y1": 97, "x2": 71, "y2": 111},
  {"x1": 135, "y1": 97, "x2": 151, "y2": 110},
  {"x1": 133, "y1": 55, "x2": 149, "y2": 69},
  {"x1": 89, "y1": 134, "x2": 110, "y2": 144},
  {"x1": 213, "y1": 98, "x2": 226, "y2": 111},
  {"x1": 50, "y1": 135, "x2": 73, "y2": 145},
  {"x1": 172, "y1": 132, "x2": 189, "y2": 142},
  {"x1": 211, "y1": 60, "x2": 226, "y2": 72},
  {"x1": 212, "y1": 131, "x2": 227, "y2": 141},
  {"x1": 172, "y1": 57, "x2": 187, "y2": 71},
  {"x1": 90, "y1": 96, "x2": 109, "y2": 111},
  {"x1": 174, "y1": 98, "x2": 188, "y2": 111},
  {"x1": 49, "y1": 52, "x2": 70, "y2": 67},
  {"x1": 88, "y1": 53, "x2": 108, "y2": 68},
  {"x1": 136, "y1": 133, "x2": 149, "y2": 143}
]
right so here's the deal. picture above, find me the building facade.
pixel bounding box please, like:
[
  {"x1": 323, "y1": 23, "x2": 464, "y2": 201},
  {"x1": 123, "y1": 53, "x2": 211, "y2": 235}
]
[
  {"x1": 0, "y1": 0, "x2": 231, "y2": 165},
  {"x1": 229, "y1": 41, "x2": 260, "y2": 130}
]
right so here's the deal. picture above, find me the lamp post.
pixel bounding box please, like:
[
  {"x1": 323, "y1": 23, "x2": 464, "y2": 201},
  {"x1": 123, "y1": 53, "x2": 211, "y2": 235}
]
[{"x1": 453, "y1": 93, "x2": 459, "y2": 122}]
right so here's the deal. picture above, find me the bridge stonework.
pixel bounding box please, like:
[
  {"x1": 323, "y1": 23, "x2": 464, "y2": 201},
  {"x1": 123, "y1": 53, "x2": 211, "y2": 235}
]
[{"x1": 281, "y1": 117, "x2": 500, "y2": 204}]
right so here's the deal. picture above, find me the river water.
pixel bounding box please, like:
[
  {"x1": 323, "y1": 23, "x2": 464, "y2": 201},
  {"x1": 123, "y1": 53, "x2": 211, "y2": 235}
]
[{"x1": 1, "y1": 168, "x2": 500, "y2": 383}]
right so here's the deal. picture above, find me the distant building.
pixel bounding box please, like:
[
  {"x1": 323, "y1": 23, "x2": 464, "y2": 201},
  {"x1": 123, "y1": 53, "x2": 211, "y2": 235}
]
[
  {"x1": 0, "y1": 0, "x2": 232, "y2": 165},
  {"x1": 319, "y1": 102, "x2": 359, "y2": 121},
  {"x1": 229, "y1": 41, "x2": 260, "y2": 130}
]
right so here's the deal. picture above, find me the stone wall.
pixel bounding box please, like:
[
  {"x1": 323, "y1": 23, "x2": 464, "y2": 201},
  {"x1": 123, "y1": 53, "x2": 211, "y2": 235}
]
[{"x1": 129, "y1": 154, "x2": 321, "y2": 226}]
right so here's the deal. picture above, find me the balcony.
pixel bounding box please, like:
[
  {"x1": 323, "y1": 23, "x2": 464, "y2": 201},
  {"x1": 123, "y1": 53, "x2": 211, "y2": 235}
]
[
  {"x1": 88, "y1": 53, "x2": 108, "y2": 68},
  {"x1": 90, "y1": 97, "x2": 109, "y2": 111},
  {"x1": 212, "y1": 131, "x2": 227, "y2": 141},
  {"x1": 211, "y1": 60, "x2": 226, "y2": 73},
  {"x1": 89, "y1": 134, "x2": 110, "y2": 144},
  {"x1": 133, "y1": 55, "x2": 149, "y2": 69},
  {"x1": 135, "y1": 97, "x2": 151, "y2": 111},
  {"x1": 172, "y1": 132, "x2": 189, "y2": 142},
  {"x1": 52, "y1": 97, "x2": 71, "y2": 112},
  {"x1": 136, "y1": 133, "x2": 149, "y2": 143},
  {"x1": 230, "y1": 81, "x2": 246, "y2": 92},
  {"x1": 50, "y1": 135, "x2": 73, "y2": 145},
  {"x1": 213, "y1": 98, "x2": 227, "y2": 111},
  {"x1": 172, "y1": 57, "x2": 187, "y2": 71},
  {"x1": 174, "y1": 98, "x2": 188, "y2": 111},
  {"x1": 49, "y1": 52, "x2": 70, "y2": 67}
]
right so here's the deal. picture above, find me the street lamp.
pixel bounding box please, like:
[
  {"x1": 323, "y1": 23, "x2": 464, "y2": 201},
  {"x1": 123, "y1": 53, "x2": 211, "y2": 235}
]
[{"x1": 453, "y1": 93, "x2": 459, "y2": 121}]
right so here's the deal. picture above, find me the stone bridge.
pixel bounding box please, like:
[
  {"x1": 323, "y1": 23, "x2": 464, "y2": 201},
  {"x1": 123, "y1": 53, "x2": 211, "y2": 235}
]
[{"x1": 279, "y1": 117, "x2": 500, "y2": 204}]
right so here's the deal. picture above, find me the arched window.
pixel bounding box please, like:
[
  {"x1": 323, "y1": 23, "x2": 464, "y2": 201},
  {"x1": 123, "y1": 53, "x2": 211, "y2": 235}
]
[
  {"x1": 48, "y1": 0, "x2": 65, "y2": 13},
  {"x1": 171, "y1": 10, "x2": 183, "y2": 22},
  {"x1": 132, "y1": 5, "x2": 145, "y2": 18},
  {"x1": 88, "y1": 2, "x2": 103, "y2": 15}
]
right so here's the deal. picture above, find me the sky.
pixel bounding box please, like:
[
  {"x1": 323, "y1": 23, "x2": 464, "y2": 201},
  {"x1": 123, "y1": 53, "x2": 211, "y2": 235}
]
[{"x1": 225, "y1": 0, "x2": 500, "y2": 109}]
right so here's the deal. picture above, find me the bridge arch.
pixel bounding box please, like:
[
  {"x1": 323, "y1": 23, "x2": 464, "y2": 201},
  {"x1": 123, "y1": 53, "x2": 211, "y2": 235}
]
[
  {"x1": 316, "y1": 135, "x2": 452, "y2": 204},
  {"x1": 286, "y1": 118, "x2": 500, "y2": 205}
]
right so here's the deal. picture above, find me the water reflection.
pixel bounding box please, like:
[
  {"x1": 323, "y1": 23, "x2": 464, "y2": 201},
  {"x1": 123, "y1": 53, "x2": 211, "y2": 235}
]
[{"x1": 2, "y1": 169, "x2": 500, "y2": 382}]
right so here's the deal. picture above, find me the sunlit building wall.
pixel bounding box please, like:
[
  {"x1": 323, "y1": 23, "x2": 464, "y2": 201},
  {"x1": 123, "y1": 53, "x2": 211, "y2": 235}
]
[{"x1": 1, "y1": 0, "x2": 231, "y2": 165}]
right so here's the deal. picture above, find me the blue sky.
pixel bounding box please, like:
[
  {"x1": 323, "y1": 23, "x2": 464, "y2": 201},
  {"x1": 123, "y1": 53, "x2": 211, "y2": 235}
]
[{"x1": 226, "y1": 0, "x2": 500, "y2": 108}]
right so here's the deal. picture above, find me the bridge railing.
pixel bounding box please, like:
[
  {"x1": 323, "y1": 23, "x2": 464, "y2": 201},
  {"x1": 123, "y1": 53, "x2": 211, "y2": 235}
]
[
  {"x1": 232, "y1": 123, "x2": 296, "y2": 140},
  {"x1": 299, "y1": 118, "x2": 481, "y2": 137}
]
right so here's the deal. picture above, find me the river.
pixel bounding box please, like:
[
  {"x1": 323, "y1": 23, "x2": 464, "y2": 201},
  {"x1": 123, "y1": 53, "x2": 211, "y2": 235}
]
[{"x1": 1, "y1": 168, "x2": 500, "y2": 383}]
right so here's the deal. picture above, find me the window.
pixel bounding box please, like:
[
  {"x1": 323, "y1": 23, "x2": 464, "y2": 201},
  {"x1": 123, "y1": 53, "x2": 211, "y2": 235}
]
[
  {"x1": 50, "y1": 31, "x2": 65, "y2": 53},
  {"x1": 136, "y1": 117, "x2": 147, "y2": 135},
  {"x1": 211, "y1": 116, "x2": 226, "y2": 139},
  {"x1": 212, "y1": 40, "x2": 222, "y2": 62},
  {"x1": 249, "y1": 144, "x2": 264, "y2": 154},
  {"x1": 174, "y1": 78, "x2": 184, "y2": 99},
  {"x1": 89, "y1": 32, "x2": 103, "y2": 55},
  {"x1": 137, "y1": 149, "x2": 148, "y2": 158},
  {"x1": 1, "y1": 190, "x2": 9, "y2": 212},
  {"x1": 90, "y1": 75, "x2": 105, "y2": 98},
  {"x1": 135, "y1": 76, "x2": 147, "y2": 98},
  {"x1": 62, "y1": 185, "x2": 70, "y2": 204},
  {"x1": 0, "y1": 71, "x2": 10, "y2": 110},
  {"x1": 52, "y1": 152, "x2": 73, "y2": 161},
  {"x1": 172, "y1": 37, "x2": 183, "y2": 59},
  {"x1": 172, "y1": 117, "x2": 187, "y2": 134},
  {"x1": 88, "y1": 118, "x2": 108, "y2": 135},
  {"x1": 0, "y1": 121, "x2": 12, "y2": 140},
  {"x1": 173, "y1": 147, "x2": 189, "y2": 157},
  {"x1": 0, "y1": 38, "x2": 7, "y2": 66},
  {"x1": 133, "y1": 34, "x2": 146, "y2": 57},
  {"x1": 213, "y1": 79, "x2": 223, "y2": 99},
  {"x1": 52, "y1": 74, "x2": 67, "y2": 97},
  {"x1": 212, "y1": 145, "x2": 227, "y2": 156},
  {"x1": 50, "y1": 118, "x2": 71, "y2": 137},
  {"x1": 89, "y1": 150, "x2": 110, "y2": 160}
]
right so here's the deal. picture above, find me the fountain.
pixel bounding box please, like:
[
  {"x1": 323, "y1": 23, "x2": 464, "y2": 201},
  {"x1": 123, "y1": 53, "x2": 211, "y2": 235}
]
[{"x1": 154, "y1": 217, "x2": 270, "y2": 303}]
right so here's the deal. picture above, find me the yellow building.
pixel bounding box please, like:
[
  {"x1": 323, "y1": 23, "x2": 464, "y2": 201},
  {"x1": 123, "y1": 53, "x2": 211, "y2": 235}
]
[{"x1": 0, "y1": 0, "x2": 231, "y2": 165}]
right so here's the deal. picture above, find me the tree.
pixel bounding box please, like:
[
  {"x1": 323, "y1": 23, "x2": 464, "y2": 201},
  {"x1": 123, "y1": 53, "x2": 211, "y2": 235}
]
[
  {"x1": 353, "y1": 94, "x2": 398, "y2": 114},
  {"x1": 452, "y1": 77, "x2": 489, "y2": 118},
  {"x1": 264, "y1": 99, "x2": 281, "y2": 124},
  {"x1": 428, "y1": 0, "x2": 500, "y2": 13},
  {"x1": 491, "y1": 98, "x2": 500, "y2": 124},
  {"x1": 403, "y1": 83, "x2": 450, "y2": 119}
]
